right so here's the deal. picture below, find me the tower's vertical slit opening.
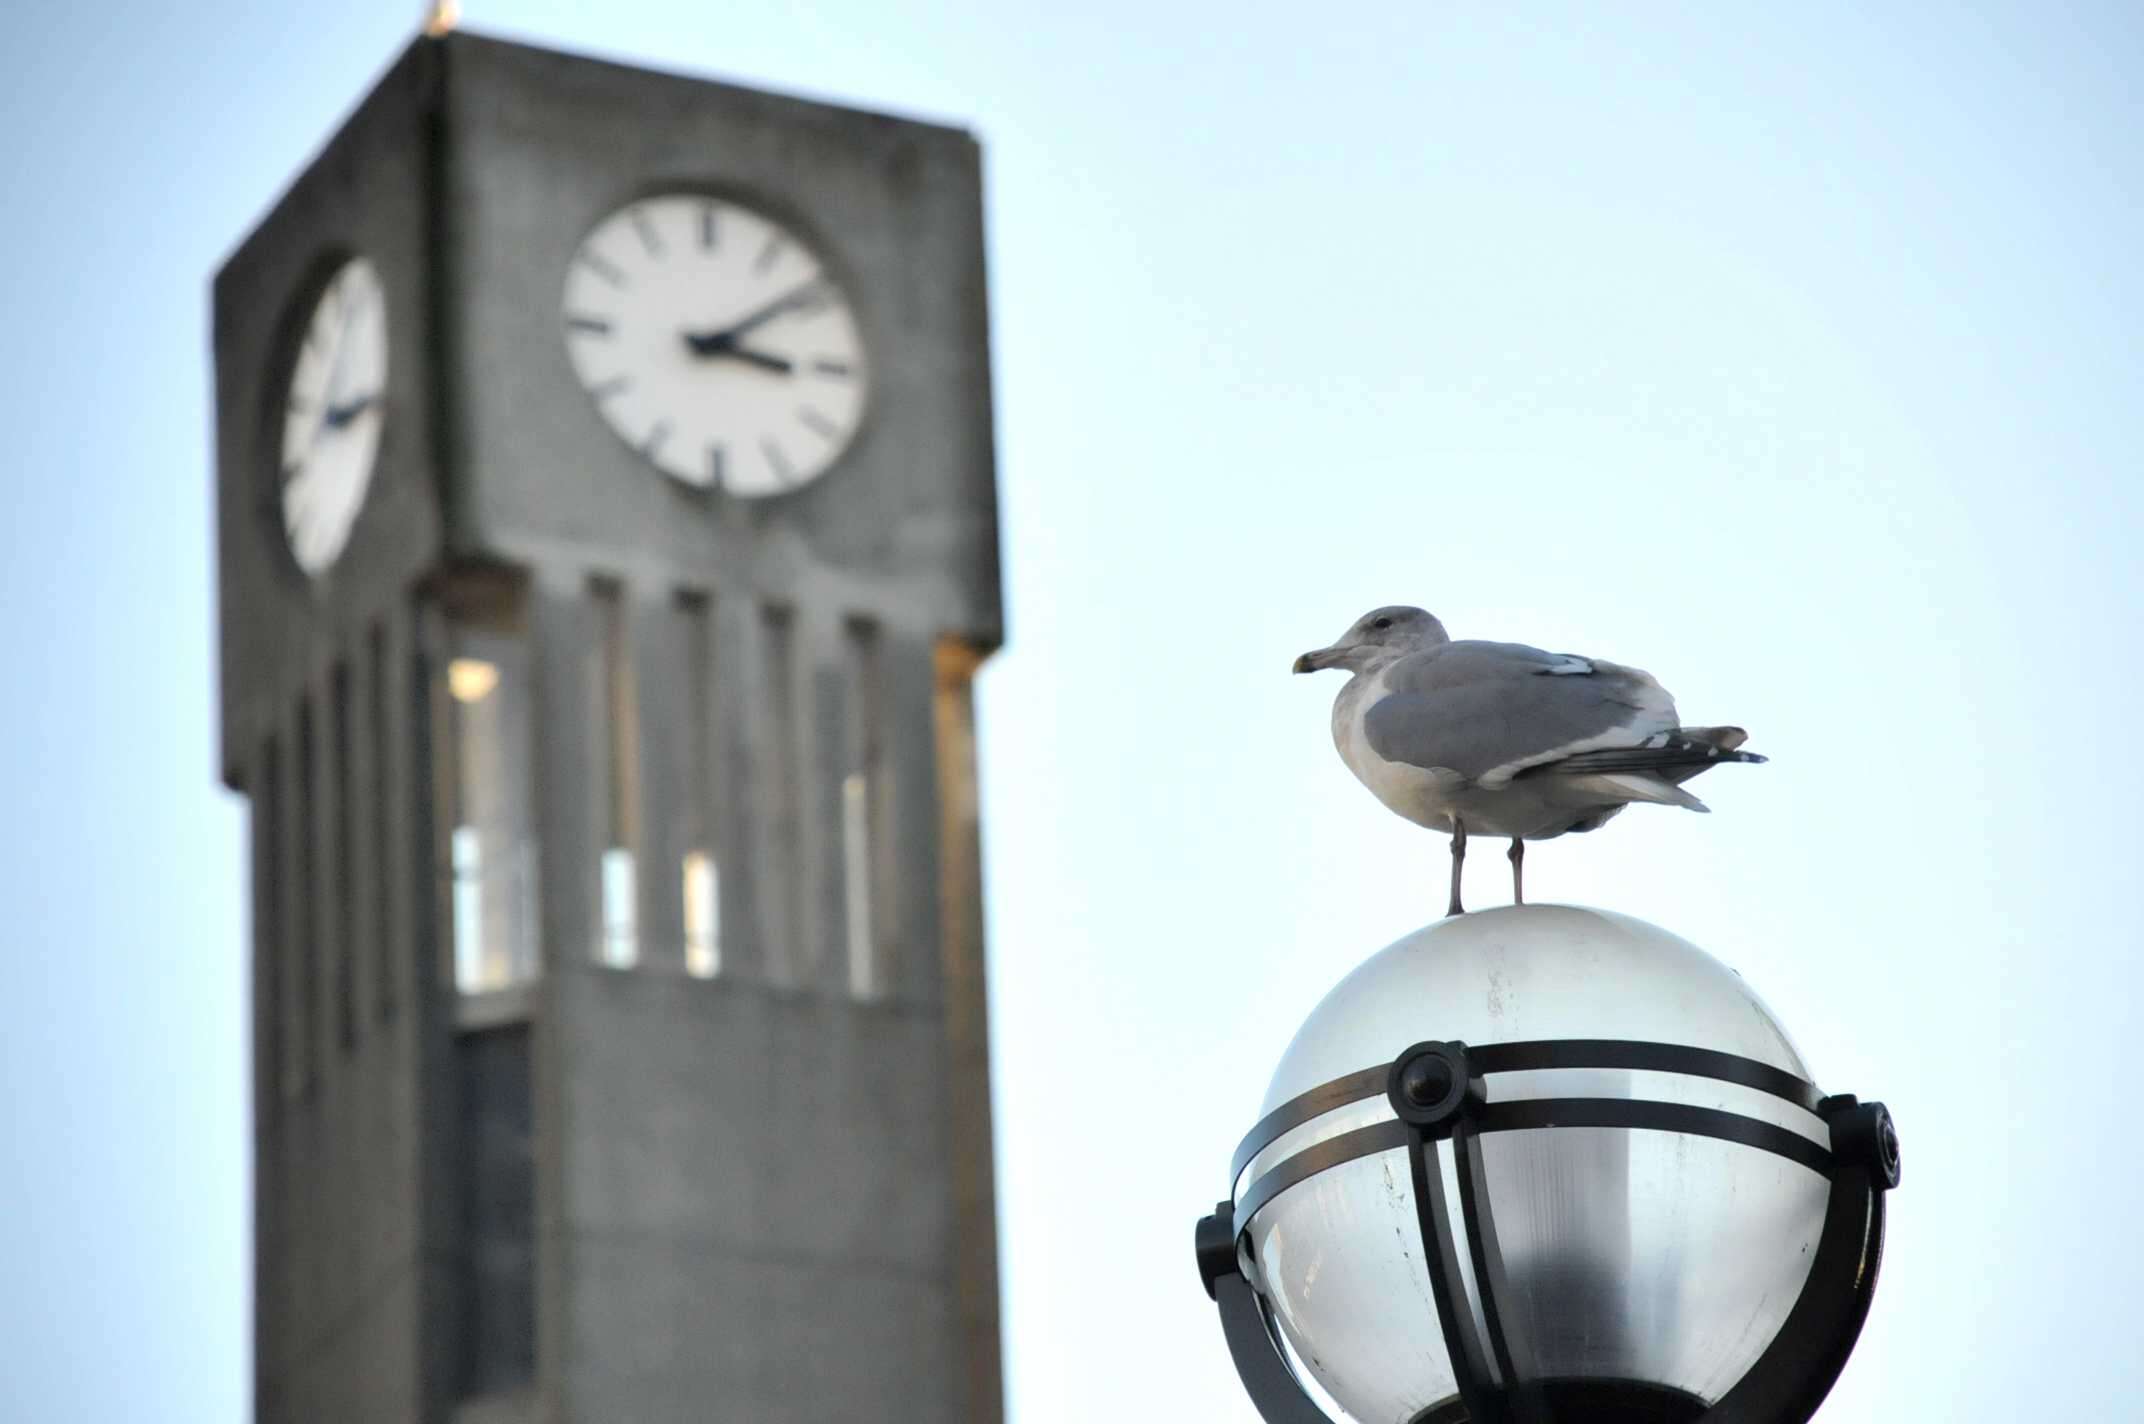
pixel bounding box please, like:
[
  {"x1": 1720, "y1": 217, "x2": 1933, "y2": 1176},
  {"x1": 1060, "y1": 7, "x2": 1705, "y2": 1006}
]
[
  {"x1": 680, "y1": 588, "x2": 721, "y2": 978},
  {"x1": 331, "y1": 658, "x2": 358, "y2": 1054},
  {"x1": 592, "y1": 576, "x2": 640, "y2": 969},
  {"x1": 369, "y1": 619, "x2": 396, "y2": 1021},
  {"x1": 762, "y1": 600, "x2": 801, "y2": 986},
  {"x1": 255, "y1": 733, "x2": 283, "y2": 1125},
  {"x1": 446, "y1": 585, "x2": 540, "y2": 994},
  {"x1": 843, "y1": 613, "x2": 885, "y2": 1000},
  {"x1": 438, "y1": 580, "x2": 539, "y2": 1405},
  {"x1": 295, "y1": 693, "x2": 319, "y2": 1097}
]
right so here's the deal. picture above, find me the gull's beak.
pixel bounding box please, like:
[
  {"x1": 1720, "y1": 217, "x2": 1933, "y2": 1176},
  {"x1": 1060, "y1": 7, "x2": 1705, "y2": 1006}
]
[{"x1": 1293, "y1": 646, "x2": 1336, "y2": 674}]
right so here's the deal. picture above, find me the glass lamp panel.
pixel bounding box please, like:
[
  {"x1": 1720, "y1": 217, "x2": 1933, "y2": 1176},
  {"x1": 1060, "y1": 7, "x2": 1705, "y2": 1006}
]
[
  {"x1": 1480, "y1": 1127, "x2": 1826, "y2": 1401},
  {"x1": 1248, "y1": 1149, "x2": 1461, "y2": 1424}
]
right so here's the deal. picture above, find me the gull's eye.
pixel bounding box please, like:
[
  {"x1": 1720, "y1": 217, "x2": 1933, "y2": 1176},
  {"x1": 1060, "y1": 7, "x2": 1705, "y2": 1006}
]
[{"x1": 1371, "y1": 616, "x2": 1394, "y2": 631}]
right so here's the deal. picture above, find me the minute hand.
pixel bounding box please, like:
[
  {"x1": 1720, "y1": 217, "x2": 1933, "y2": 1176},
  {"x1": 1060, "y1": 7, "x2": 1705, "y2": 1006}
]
[{"x1": 684, "y1": 278, "x2": 822, "y2": 355}]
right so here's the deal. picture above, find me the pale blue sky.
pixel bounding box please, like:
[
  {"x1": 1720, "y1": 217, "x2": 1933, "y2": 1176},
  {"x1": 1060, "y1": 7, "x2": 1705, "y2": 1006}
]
[{"x1": 4, "y1": 4, "x2": 2141, "y2": 1421}]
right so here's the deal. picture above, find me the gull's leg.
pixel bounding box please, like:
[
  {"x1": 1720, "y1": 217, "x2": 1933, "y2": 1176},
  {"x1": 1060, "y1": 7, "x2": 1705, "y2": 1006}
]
[
  {"x1": 1447, "y1": 818, "x2": 1468, "y2": 918},
  {"x1": 1509, "y1": 838, "x2": 1525, "y2": 905}
]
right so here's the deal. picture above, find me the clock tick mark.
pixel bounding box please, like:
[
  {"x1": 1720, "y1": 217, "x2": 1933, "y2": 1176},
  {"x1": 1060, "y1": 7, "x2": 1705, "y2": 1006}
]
[
  {"x1": 589, "y1": 375, "x2": 631, "y2": 401},
  {"x1": 753, "y1": 236, "x2": 784, "y2": 274},
  {"x1": 761, "y1": 437, "x2": 796, "y2": 486},
  {"x1": 641, "y1": 420, "x2": 672, "y2": 459},
  {"x1": 578, "y1": 249, "x2": 627, "y2": 287},
  {"x1": 707, "y1": 443, "x2": 726, "y2": 489},
  {"x1": 700, "y1": 202, "x2": 718, "y2": 250},
  {"x1": 810, "y1": 358, "x2": 853, "y2": 379},
  {"x1": 630, "y1": 206, "x2": 664, "y2": 257},
  {"x1": 798, "y1": 406, "x2": 840, "y2": 441},
  {"x1": 566, "y1": 314, "x2": 614, "y2": 336}
]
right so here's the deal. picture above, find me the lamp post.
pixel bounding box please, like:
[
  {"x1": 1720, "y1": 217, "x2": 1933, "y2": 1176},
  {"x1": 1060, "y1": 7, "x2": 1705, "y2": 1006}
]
[{"x1": 1195, "y1": 906, "x2": 1899, "y2": 1424}]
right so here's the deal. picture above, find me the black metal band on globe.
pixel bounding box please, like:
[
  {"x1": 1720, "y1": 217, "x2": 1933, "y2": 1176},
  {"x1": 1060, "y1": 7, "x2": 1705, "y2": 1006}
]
[{"x1": 1195, "y1": 1037, "x2": 1898, "y2": 1424}]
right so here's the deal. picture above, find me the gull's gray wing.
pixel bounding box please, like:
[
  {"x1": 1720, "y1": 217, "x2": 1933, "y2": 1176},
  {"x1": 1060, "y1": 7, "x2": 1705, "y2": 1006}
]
[{"x1": 1362, "y1": 640, "x2": 1679, "y2": 786}]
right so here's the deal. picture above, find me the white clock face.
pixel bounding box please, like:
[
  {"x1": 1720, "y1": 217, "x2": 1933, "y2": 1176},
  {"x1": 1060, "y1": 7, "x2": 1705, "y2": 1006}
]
[
  {"x1": 279, "y1": 255, "x2": 387, "y2": 575},
  {"x1": 561, "y1": 194, "x2": 870, "y2": 496}
]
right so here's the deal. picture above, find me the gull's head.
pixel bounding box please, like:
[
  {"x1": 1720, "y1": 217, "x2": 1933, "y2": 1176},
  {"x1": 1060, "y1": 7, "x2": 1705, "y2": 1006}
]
[{"x1": 1293, "y1": 605, "x2": 1449, "y2": 675}]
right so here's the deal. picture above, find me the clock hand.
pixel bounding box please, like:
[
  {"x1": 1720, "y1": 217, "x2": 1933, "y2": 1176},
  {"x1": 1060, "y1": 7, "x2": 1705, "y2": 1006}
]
[
  {"x1": 308, "y1": 286, "x2": 366, "y2": 449},
  {"x1": 680, "y1": 276, "x2": 823, "y2": 355},
  {"x1": 677, "y1": 328, "x2": 796, "y2": 374},
  {"x1": 323, "y1": 392, "x2": 379, "y2": 429},
  {"x1": 715, "y1": 346, "x2": 795, "y2": 375},
  {"x1": 325, "y1": 318, "x2": 356, "y2": 395}
]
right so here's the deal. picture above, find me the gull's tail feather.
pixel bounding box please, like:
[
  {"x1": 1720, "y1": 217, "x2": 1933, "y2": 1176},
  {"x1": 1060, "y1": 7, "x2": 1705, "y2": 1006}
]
[
  {"x1": 1560, "y1": 772, "x2": 1712, "y2": 813},
  {"x1": 1518, "y1": 726, "x2": 1767, "y2": 781}
]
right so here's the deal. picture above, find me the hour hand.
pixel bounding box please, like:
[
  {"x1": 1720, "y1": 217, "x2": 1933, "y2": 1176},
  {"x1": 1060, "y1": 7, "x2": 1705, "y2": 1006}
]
[
  {"x1": 678, "y1": 330, "x2": 794, "y2": 374},
  {"x1": 323, "y1": 392, "x2": 378, "y2": 430},
  {"x1": 719, "y1": 346, "x2": 794, "y2": 375}
]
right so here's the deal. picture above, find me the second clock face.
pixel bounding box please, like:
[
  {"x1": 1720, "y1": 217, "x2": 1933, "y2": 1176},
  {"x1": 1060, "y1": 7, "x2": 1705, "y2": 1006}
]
[
  {"x1": 561, "y1": 194, "x2": 870, "y2": 496},
  {"x1": 280, "y1": 255, "x2": 387, "y2": 575}
]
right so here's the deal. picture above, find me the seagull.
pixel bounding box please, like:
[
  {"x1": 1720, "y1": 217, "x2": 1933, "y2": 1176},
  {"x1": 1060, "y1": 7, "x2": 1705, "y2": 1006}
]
[{"x1": 1294, "y1": 606, "x2": 1764, "y2": 916}]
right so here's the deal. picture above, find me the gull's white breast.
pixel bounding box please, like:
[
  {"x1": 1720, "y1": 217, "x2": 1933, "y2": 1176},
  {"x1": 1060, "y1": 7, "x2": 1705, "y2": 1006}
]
[{"x1": 1331, "y1": 666, "x2": 1458, "y2": 833}]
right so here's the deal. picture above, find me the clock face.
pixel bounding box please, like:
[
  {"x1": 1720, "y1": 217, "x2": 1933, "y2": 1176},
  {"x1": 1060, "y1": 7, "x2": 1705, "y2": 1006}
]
[
  {"x1": 561, "y1": 194, "x2": 870, "y2": 496},
  {"x1": 278, "y1": 255, "x2": 387, "y2": 575}
]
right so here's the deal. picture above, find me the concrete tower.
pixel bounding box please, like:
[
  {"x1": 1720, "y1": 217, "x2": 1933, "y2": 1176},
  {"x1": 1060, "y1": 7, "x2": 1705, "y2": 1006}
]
[{"x1": 212, "y1": 32, "x2": 1002, "y2": 1423}]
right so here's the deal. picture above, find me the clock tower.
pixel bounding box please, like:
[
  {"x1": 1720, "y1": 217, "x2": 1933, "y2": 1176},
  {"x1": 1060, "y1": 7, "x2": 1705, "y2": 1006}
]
[{"x1": 213, "y1": 32, "x2": 1002, "y2": 1424}]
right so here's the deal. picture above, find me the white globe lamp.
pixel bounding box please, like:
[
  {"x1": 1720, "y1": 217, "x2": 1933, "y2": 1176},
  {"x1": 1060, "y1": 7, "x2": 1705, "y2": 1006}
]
[{"x1": 1194, "y1": 906, "x2": 1899, "y2": 1424}]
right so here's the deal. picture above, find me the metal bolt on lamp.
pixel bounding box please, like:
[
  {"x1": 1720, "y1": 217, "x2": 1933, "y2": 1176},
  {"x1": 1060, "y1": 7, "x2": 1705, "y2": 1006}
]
[{"x1": 1195, "y1": 906, "x2": 1899, "y2": 1424}]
